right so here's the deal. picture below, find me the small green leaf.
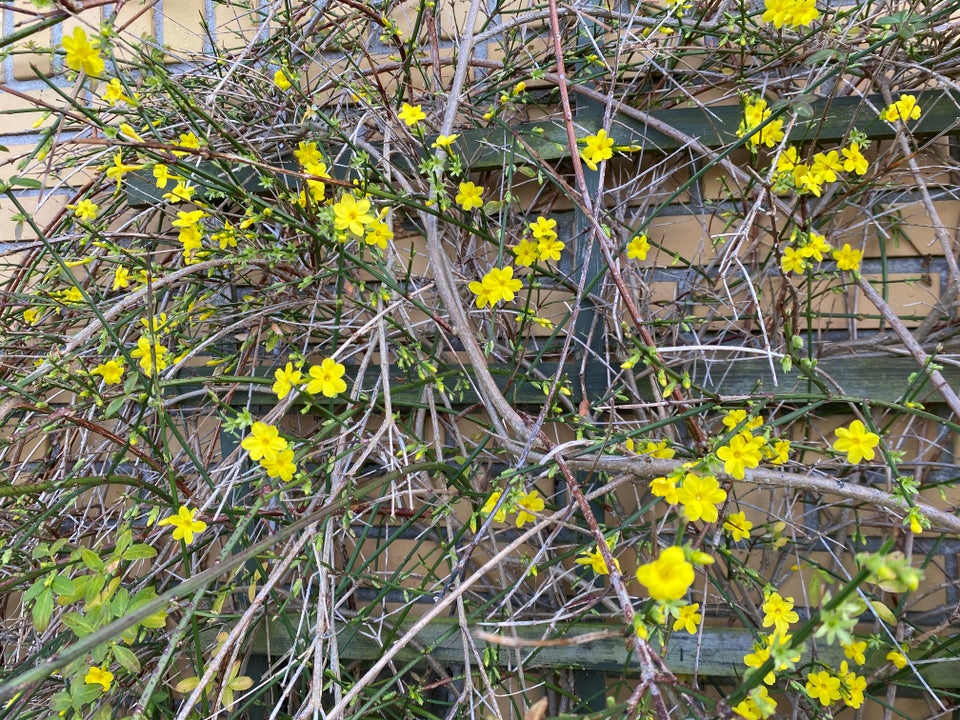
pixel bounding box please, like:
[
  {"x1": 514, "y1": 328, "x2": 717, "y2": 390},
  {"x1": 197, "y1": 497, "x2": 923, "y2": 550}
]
[
  {"x1": 61, "y1": 611, "x2": 95, "y2": 637},
  {"x1": 32, "y1": 588, "x2": 53, "y2": 632},
  {"x1": 80, "y1": 547, "x2": 104, "y2": 572},
  {"x1": 121, "y1": 544, "x2": 158, "y2": 560},
  {"x1": 113, "y1": 645, "x2": 141, "y2": 674},
  {"x1": 51, "y1": 573, "x2": 76, "y2": 597}
]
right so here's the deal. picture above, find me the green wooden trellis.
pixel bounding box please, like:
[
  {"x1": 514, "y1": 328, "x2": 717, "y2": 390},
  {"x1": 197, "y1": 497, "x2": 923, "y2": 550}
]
[{"x1": 124, "y1": 86, "x2": 960, "y2": 715}]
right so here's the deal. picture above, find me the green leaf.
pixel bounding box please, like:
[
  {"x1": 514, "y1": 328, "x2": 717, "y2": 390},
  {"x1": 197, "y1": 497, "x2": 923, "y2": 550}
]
[
  {"x1": 8, "y1": 176, "x2": 42, "y2": 189},
  {"x1": 80, "y1": 548, "x2": 104, "y2": 572},
  {"x1": 112, "y1": 645, "x2": 141, "y2": 674},
  {"x1": 61, "y1": 611, "x2": 95, "y2": 638},
  {"x1": 115, "y1": 528, "x2": 132, "y2": 558},
  {"x1": 121, "y1": 544, "x2": 158, "y2": 560},
  {"x1": 104, "y1": 396, "x2": 126, "y2": 418},
  {"x1": 32, "y1": 588, "x2": 53, "y2": 632},
  {"x1": 23, "y1": 577, "x2": 46, "y2": 604},
  {"x1": 51, "y1": 573, "x2": 76, "y2": 597}
]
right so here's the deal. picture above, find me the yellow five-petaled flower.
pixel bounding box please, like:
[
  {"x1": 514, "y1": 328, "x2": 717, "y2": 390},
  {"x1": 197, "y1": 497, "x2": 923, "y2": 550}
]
[
  {"x1": 468, "y1": 266, "x2": 523, "y2": 308},
  {"x1": 84, "y1": 666, "x2": 113, "y2": 692},
  {"x1": 62, "y1": 27, "x2": 104, "y2": 77},
  {"x1": 832, "y1": 419, "x2": 880, "y2": 464},
  {"x1": 158, "y1": 505, "x2": 208, "y2": 545},
  {"x1": 580, "y1": 129, "x2": 615, "y2": 171}
]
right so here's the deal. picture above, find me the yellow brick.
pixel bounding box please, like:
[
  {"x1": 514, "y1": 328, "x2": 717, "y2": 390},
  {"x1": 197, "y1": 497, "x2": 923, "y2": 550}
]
[{"x1": 162, "y1": 0, "x2": 208, "y2": 58}]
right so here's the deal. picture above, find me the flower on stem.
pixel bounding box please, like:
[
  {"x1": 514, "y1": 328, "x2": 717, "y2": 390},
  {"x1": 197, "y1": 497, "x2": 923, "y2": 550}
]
[
  {"x1": 650, "y1": 475, "x2": 679, "y2": 505},
  {"x1": 737, "y1": 97, "x2": 785, "y2": 148},
  {"x1": 305, "y1": 358, "x2": 347, "y2": 397},
  {"x1": 158, "y1": 505, "x2": 207, "y2": 545},
  {"x1": 469, "y1": 266, "x2": 523, "y2": 308},
  {"x1": 716, "y1": 431, "x2": 764, "y2": 479},
  {"x1": 511, "y1": 239, "x2": 540, "y2": 267},
  {"x1": 62, "y1": 27, "x2": 104, "y2": 77},
  {"x1": 260, "y1": 447, "x2": 297, "y2": 482},
  {"x1": 529, "y1": 216, "x2": 558, "y2": 241},
  {"x1": 842, "y1": 639, "x2": 867, "y2": 665},
  {"x1": 832, "y1": 243, "x2": 863, "y2": 272},
  {"x1": 153, "y1": 163, "x2": 177, "y2": 189},
  {"x1": 91, "y1": 359, "x2": 124, "y2": 385},
  {"x1": 112, "y1": 267, "x2": 130, "y2": 290},
  {"x1": 881, "y1": 94, "x2": 921, "y2": 123},
  {"x1": 295, "y1": 141, "x2": 323, "y2": 167},
  {"x1": 398, "y1": 102, "x2": 426, "y2": 126},
  {"x1": 886, "y1": 649, "x2": 908, "y2": 669},
  {"x1": 241, "y1": 422, "x2": 287, "y2": 461},
  {"x1": 722, "y1": 409, "x2": 763, "y2": 431},
  {"x1": 672, "y1": 603, "x2": 701, "y2": 634},
  {"x1": 515, "y1": 489, "x2": 544, "y2": 528},
  {"x1": 762, "y1": 591, "x2": 799, "y2": 634},
  {"x1": 841, "y1": 144, "x2": 869, "y2": 175},
  {"x1": 431, "y1": 134, "x2": 458, "y2": 150},
  {"x1": 576, "y1": 535, "x2": 620, "y2": 575},
  {"x1": 676, "y1": 472, "x2": 726, "y2": 523},
  {"x1": 781, "y1": 246, "x2": 807, "y2": 274},
  {"x1": 761, "y1": 0, "x2": 819, "y2": 28},
  {"x1": 733, "y1": 686, "x2": 777, "y2": 720},
  {"x1": 805, "y1": 669, "x2": 842, "y2": 706},
  {"x1": 626, "y1": 233, "x2": 650, "y2": 260},
  {"x1": 130, "y1": 336, "x2": 169, "y2": 376},
  {"x1": 832, "y1": 419, "x2": 880, "y2": 463},
  {"x1": 102, "y1": 77, "x2": 135, "y2": 106},
  {"x1": 838, "y1": 661, "x2": 867, "y2": 708},
  {"x1": 580, "y1": 129, "x2": 615, "y2": 170},
  {"x1": 635, "y1": 546, "x2": 694, "y2": 601},
  {"x1": 84, "y1": 666, "x2": 113, "y2": 692},
  {"x1": 724, "y1": 511, "x2": 753, "y2": 541},
  {"x1": 332, "y1": 193, "x2": 375, "y2": 237},
  {"x1": 273, "y1": 69, "x2": 292, "y2": 90},
  {"x1": 67, "y1": 199, "x2": 98, "y2": 222},
  {"x1": 272, "y1": 362, "x2": 303, "y2": 399},
  {"x1": 480, "y1": 490, "x2": 511, "y2": 523},
  {"x1": 455, "y1": 181, "x2": 484, "y2": 211},
  {"x1": 537, "y1": 237, "x2": 565, "y2": 262},
  {"x1": 105, "y1": 153, "x2": 145, "y2": 186}
]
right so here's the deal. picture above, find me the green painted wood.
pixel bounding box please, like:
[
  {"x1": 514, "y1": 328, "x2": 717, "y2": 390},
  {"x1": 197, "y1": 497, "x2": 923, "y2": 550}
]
[
  {"x1": 122, "y1": 90, "x2": 960, "y2": 205},
  {"x1": 695, "y1": 355, "x2": 960, "y2": 403},
  {"x1": 160, "y1": 355, "x2": 959, "y2": 409},
  {"x1": 236, "y1": 617, "x2": 960, "y2": 688}
]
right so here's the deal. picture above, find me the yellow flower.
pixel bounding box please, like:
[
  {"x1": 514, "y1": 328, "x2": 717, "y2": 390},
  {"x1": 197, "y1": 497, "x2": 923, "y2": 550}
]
[
  {"x1": 468, "y1": 266, "x2": 523, "y2": 308},
  {"x1": 67, "y1": 198, "x2": 98, "y2": 222},
  {"x1": 737, "y1": 98, "x2": 785, "y2": 148},
  {"x1": 332, "y1": 193, "x2": 375, "y2": 237},
  {"x1": 580, "y1": 129, "x2": 615, "y2": 171},
  {"x1": 832, "y1": 243, "x2": 863, "y2": 272},
  {"x1": 529, "y1": 216, "x2": 558, "y2": 241},
  {"x1": 272, "y1": 362, "x2": 303, "y2": 399},
  {"x1": 798, "y1": 231, "x2": 832, "y2": 262},
  {"x1": 398, "y1": 102, "x2": 426, "y2": 126},
  {"x1": 153, "y1": 163, "x2": 177, "y2": 189},
  {"x1": 761, "y1": 0, "x2": 819, "y2": 28},
  {"x1": 881, "y1": 94, "x2": 921, "y2": 123},
  {"x1": 722, "y1": 409, "x2": 763, "y2": 431},
  {"x1": 841, "y1": 144, "x2": 869, "y2": 175},
  {"x1": 92, "y1": 359, "x2": 124, "y2": 385},
  {"x1": 23, "y1": 307, "x2": 41, "y2": 325},
  {"x1": 515, "y1": 489, "x2": 545, "y2": 528},
  {"x1": 431, "y1": 134, "x2": 459, "y2": 150},
  {"x1": 102, "y1": 77, "x2": 134, "y2": 106},
  {"x1": 792, "y1": 163, "x2": 823, "y2": 196},
  {"x1": 173, "y1": 132, "x2": 201, "y2": 157},
  {"x1": 762, "y1": 591, "x2": 799, "y2": 634},
  {"x1": 260, "y1": 447, "x2": 297, "y2": 481},
  {"x1": 163, "y1": 181, "x2": 196, "y2": 204},
  {"x1": 576, "y1": 536, "x2": 620, "y2": 575},
  {"x1": 626, "y1": 233, "x2": 650, "y2": 260},
  {"x1": 733, "y1": 686, "x2": 777, "y2": 720},
  {"x1": 105, "y1": 152, "x2": 145, "y2": 186},
  {"x1": 480, "y1": 490, "x2": 511, "y2": 522},
  {"x1": 805, "y1": 669, "x2": 842, "y2": 706},
  {"x1": 762, "y1": 438, "x2": 789, "y2": 465},
  {"x1": 130, "y1": 336, "x2": 169, "y2": 376},
  {"x1": 633, "y1": 439, "x2": 675, "y2": 458},
  {"x1": 781, "y1": 246, "x2": 807, "y2": 274},
  {"x1": 716, "y1": 431, "x2": 764, "y2": 479},
  {"x1": 723, "y1": 511, "x2": 753, "y2": 541},
  {"x1": 842, "y1": 639, "x2": 867, "y2": 665},
  {"x1": 672, "y1": 603, "x2": 701, "y2": 634},
  {"x1": 84, "y1": 666, "x2": 113, "y2": 692},
  {"x1": 677, "y1": 472, "x2": 726, "y2": 523},
  {"x1": 636, "y1": 546, "x2": 695, "y2": 601},
  {"x1": 62, "y1": 27, "x2": 104, "y2": 77},
  {"x1": 295, "y1": 141, "x2": 323, "y2": 167},
  {"x1": 455, "y1": 181, "x2": 484, "y2": 211},
  {"x1": 118, "y1": 122, "x2": 143, "y2": 142},
  {"x1": 537, "y1": 237, "x2": 565, "y2": 262},
  {"x1": 886, "y1": 650, "x2": 908, "y2": 669},
  {"x1": 158, "y1": 505, "x2": 208, "y2": 545},
  {"x1": 811, "y1": 150, "x2": 844, "y2": 184},
  {"x1": 305, "y1": 358, "x2": 347, "y2": 397},
  {"x1": 838, "y1": 661, "x2": 867, "y2": 709},
  {"x1": 511, "y1": 239, "x2": 540, "y2": 267},
  {"x1": 832, "y1": 419, "x2": 880, "y2": 464},
  {"x1": 304, "y1": 161, "x2": 330, "y2": 201},
  {"x1": 650, "y1": 475, "x2": 679, "y2": 505},
  {"x1": 273, "y1": 69, "x2": 292, "y2": 90},
  {"x1": 241, "y1": 422, "x2": 287, "y2": 461}
]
